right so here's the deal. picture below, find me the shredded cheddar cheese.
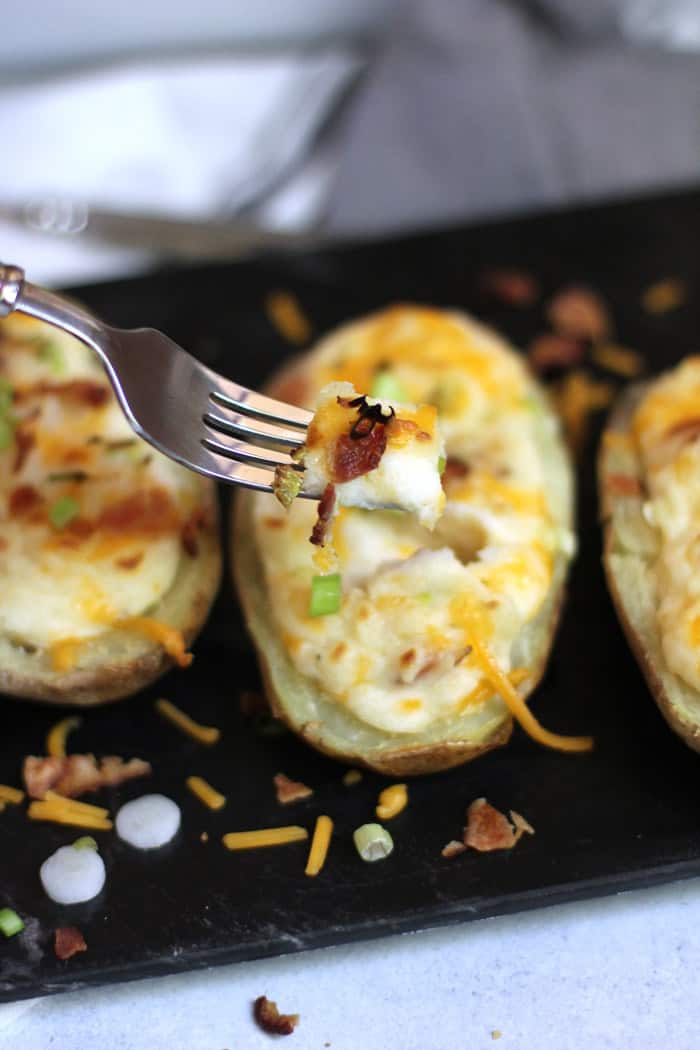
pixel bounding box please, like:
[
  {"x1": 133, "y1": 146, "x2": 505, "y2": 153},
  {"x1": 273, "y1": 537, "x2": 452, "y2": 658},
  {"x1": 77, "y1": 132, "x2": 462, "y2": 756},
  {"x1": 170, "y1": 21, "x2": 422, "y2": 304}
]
[
  {"x1": 156, "y1": 699, "x2": 221, "y2": 745},
  {"x1": 0, "y1": 784, "x2": 25, "y2": 805},
  {"x1": 43, "y1": 791, "x2": 110, "y2": 819},
  {"x1": 186, "y1": 775, "x2": 226, "y2": 811},
  {"x1": 376, "y1": 783, "x2": 408, "y2": 820},
  {"x1": 305, "y1": 815, "x2": 334, "y2": 877},
  {"x1": 46, "y1": 715, "x2": 82, "y2": 758},
  {"x1": 118, "y1": 617, "x2": 192, "y2": 667},
  {"x1": 28, "y1": 801, "x2": 113, "y2": 830},
  {"x1": 222, "y1": 826, "x2": 308, "y2": 851},
  {"x1": 266, "y1": 291, "x2": 311, "y2": 345},
  {"x1": 49, "y1": 639, "x2": 82, "y2": 672}
]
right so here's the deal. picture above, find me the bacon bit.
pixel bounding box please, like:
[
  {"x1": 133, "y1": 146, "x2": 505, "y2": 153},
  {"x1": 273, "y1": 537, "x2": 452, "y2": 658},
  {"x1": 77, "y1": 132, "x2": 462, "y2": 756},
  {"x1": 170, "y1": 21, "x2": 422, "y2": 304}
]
[
  {"x1": 310, "y1": 483, "x2": 336, "y2": 547},
  {"x1": 0, "y1": 537, "x2": 7, "y2": 551},
  {"x1": 181, "y1": 507, "x2": 208, "y2": 557},
  {"x1": 253, "y1": 995, "x2": 300, "y2": 1036},
  {"x1": 399, "y1": 648, "x2": 416, "y2": 669},
  {"x1": 606, "y1": 473, "x2": 642, "y2": 498},
  {"x1": 464, "y1": 798, "x2": 517, "y2": 852},
  {"x1": 12, "y1": 424, "x2": 35, "y2": 473},
  {"x1": 50, "y1": 517, "x2": 95, "y2": 549},
  {"x1": 9, "y1": 484, "x2": 42, "y2": 516},
  {"x1": 23, "y1": 754, "x2": 151, "y2": 800},
  {"x1": 266, "y1": 290, "x2": 311, "y2": 345},
  {"x1": 54, "y1": 927, "x2": 87, "y2": 961},
  {"x1": 115, "y1": 552, "x2": 144, "y2": 570},
  {"x1": 16, "y1": 379, "x2": 109, "y2": 408},
  {"x1": 239, "y1": 690, "x2": 268, "y2": 717},
  {"x1": 591, "y1": 344, "x2": 644, "y2": 378},
  {"x1": 642, "y1": 278, "x2": 686, "y2": 315},
  {"x1": 480, "y1": 270, "x2": 539, "y2": 306},
  {"x1": 332, "y1": 426, "x2": 387, "y2": 483},
  {"x1": 441, "y1": 458, "x2": 469, "y2": 488},
  {"x1": 528, "y1": 333, "x2": 585, "y2": 374},
  {"x1": 441, "y1": 839, "x2": 467, "y2": 859},
  {"x1": 387, "y1": 417, "x2": 430, "y2": 443},
  {"x1": 273, "y1": 773, "x2": 313, "y2": 805},
  {"x1": 547, "y1": 286, "x2": 610, "y2": 342},
  {"x1": 331, "y1": 641, "x2": 347, "y2": 661},
  {"x1": 510, "y1": 810, "x2": 535, "y2": 841},
  {"x1": 98, "y1": 487, "x2": 180, "y2": 534},
  {"x1": 262, "y1": 516, "x2": 285, "y2": 529}
]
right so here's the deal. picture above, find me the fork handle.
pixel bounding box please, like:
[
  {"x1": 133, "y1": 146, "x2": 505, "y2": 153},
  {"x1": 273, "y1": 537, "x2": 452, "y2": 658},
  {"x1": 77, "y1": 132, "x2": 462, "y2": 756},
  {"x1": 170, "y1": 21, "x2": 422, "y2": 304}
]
[{"x1": 0, "y1": 261, "x2": 108, "y2": 358}]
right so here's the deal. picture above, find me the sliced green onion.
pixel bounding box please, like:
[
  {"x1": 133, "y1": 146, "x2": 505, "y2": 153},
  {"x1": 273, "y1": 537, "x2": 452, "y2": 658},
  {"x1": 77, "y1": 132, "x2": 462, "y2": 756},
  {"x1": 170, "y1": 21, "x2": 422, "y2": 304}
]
[
  {"x1": 438, "y1": 455, "x2": 446, "y2": 475},
  {"x1": 72, "y1": 836, "x2": 98, "y2": 851},
  {"x1": 35, "y1": 338, "x2": 64, "y2": 375},
  {"x1": 353, "y1": 823, "x2": 394, "y2": 862},
  {"x1": 0, "y1": 377, "x2": 13, "y2": 414},
  {"x1": 309, "y1": 573, "x2": 342, "y2": 617},
  {"x1": 273, "y1": 464, "x2": 303, "y2": 509},
  {"x1": 49, "y1": 495, "x2": 80, "y2": 530},
  {"x1": 0, "y1": 414, "x2": 14, "y2": 452},
  {"x1": 369, "y1": 370, "x2": 408, "y2": 403},
  {"x1": 0, "y1": 908, "x2": 24, "y2": 938},
  {"x1": 416, "y1": 592, "x2": 432, "y2": 604}
]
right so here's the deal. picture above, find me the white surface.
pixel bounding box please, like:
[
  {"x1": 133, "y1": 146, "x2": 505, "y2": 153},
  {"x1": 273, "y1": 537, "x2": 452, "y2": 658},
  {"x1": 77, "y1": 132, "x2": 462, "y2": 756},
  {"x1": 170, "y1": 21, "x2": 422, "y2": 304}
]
[{"x1": 0, "y1": 877, "x2": 698, "y2": 1048}]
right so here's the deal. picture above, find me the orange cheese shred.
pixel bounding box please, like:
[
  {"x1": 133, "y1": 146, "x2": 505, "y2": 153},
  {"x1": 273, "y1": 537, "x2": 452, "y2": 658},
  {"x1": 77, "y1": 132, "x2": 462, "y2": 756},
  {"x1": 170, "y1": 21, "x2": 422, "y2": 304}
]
[
  {"x1": 222, "y1": 826, "x2": 308, "y2": 851},
  {"x1": 266, "y1": 291, "x2": 311, "y2": 345},
  {"x1": 156, "y1": 699, "x2": 221, "y2": 745},
  {"x1": 28, "y1": 800, "x2": 113, "y2": 830},
  {"x1": 117, "y1": 617, "x2": 193, "y2": 667},
  {"x1": 186, "y1": 775, "x2": 226, "y2": 811},
  {"x1": 46, "y1": 715, "x2": 82, "y2": 758},
  {"x1": 0, "y1": 784, "x2": 25, "y2": 805},
  {"x1": 49, "y1": 639, "x2": 82, "y2": 673},
  {"x1": 305, "y1": 815, "x2": 333, "y2": 877}
]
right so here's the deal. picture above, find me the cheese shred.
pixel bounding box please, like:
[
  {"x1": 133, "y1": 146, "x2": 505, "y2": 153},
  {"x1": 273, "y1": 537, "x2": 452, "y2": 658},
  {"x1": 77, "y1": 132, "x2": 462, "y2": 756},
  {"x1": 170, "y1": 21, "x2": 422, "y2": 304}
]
[
  {"x1": 266, "y1": 291, "x2": 311, "y2": 345},
  {"x1": 0, "y1": 784, "x2": 25, "y2": 805},
  {"x1": 186, "y1": 775, "x2": 226, "y2": 811},
  {"x1": 222, "y1": 826, "x2": 308, "y2": 851},
  {"x1": 376, "y1": 784, "x2": 408, "y2": 821},
  {"x1": 305, "y1": 815, "x2": 333, "y2": 877},
  {"x1": 467, "y1": 633, "x2": 593, "y2": 753},
  {"x1": 28, "y1": 801, "x2": 113, "y2": 831},
  {"x1": 43, "y1": 791, "x2": 109, "y2": 819},
  {"x1": 46, "y1": 715, "x2": 82, "y2": 758},
  {"x1": 118, "y1": 617, "x2": 193, "y2": 667},
  {"x1": 156, "y1": 699, "x2": 221, "y2": 745}
]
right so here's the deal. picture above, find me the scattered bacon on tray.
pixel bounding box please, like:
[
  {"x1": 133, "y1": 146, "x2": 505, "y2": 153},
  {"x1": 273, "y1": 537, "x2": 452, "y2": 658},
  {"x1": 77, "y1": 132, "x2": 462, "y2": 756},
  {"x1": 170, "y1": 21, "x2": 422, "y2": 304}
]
[
  {"x1": 528, "y1": 334, "x2": 585, "y2": 375},
  {"x1": 441, "y1": 840, "x2": 467, "y2": 859},
  {"x1": 23, "y1": 754, "x2": 151, "y2": 800},
  {"x1": 54, "y1": 926, "x2": 87, "y2": 961},
  {"x1": 443, "y1": 798, "x2": 536, "y2": 856},
  {"x1": 547, "y1": 286, "x2": 610, "y2": 343},
  {"x1": 253, "y1": 995, "x2": 300, "y2": 1036},
  {"x1": 605, "y1": 474, "x2": 643, "y2": 498},
  {"x1": 273, "y1": 773, "x2": 313, "y2": 805},
  {"x1": 480, "y1": 270, "x2": 539, "y2": 306}
]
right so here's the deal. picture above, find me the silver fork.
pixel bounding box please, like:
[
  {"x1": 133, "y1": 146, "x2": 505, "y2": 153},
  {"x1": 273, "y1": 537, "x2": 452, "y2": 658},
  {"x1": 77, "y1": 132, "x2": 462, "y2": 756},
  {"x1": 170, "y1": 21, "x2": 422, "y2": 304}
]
[{"x1": 0, "y1": 263, "x2": 313, "y2": 495}]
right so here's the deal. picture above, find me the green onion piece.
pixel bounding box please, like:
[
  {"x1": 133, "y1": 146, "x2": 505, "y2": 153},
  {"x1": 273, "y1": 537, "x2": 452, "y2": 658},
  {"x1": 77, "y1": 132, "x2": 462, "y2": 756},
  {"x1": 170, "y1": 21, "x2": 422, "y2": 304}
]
[
  {"x1": 438, "y1": 455, "x2": 446, "y2": 475},
  {"x1": 370, "y1": 370, "x2": 408, "y2": 403},
  {"x1": 273, "y1": 464, "x2": 303, "y2": 509},
  {"x1": 35, "y1": 338, "x2": 64, "y2": 375},
  {"x1": 309, "y1": 573, "x2": 342, "y2": 617},
  {"x1": 72, "y1": 836, "x2": 98, "y2": 851},
  {"x1": 353, "y1": 823, "x2": 394, "y2": 862},
  {"x1": 416, "y1": 592, "x2": 432, "y2": 604},
  {"x1": 0, "y1": 908, "x2": 24, "y2": 938},
  {"x1": 0, "y1": 377, "x2": 13, "y2": 414},
  {"x1": 0, "y1": 414, "x2": 14, "y2": 452},
  {"x1": 49, "y1": 495, "x2": 80, "y2": 530}
]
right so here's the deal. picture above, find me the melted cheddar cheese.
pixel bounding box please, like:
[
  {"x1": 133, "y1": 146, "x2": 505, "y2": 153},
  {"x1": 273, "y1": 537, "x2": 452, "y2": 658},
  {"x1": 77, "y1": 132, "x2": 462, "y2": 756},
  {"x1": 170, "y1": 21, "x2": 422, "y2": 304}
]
[
  {"x1": 0, "y1": 314, "x2": 207, "y2": 667},
  {"x1": 633, "y1": 357, "x2": 700, "y2": 692},
  {"x1": 252, "y1": 306, "x2": 571, "y2": 734}
]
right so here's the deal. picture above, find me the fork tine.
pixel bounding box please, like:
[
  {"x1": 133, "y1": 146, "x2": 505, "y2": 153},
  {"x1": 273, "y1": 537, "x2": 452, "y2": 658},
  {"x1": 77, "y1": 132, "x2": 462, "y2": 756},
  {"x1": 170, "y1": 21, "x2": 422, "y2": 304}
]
[
  {"x1": 203, "y1": 409, "x2": 305, "y2": 452},
  {"x1": 200, "y1": 432, "x2": 303, "y2": 472},
  {"x1": 209, "y1": 386, "x2": 311, "y2": 430}
]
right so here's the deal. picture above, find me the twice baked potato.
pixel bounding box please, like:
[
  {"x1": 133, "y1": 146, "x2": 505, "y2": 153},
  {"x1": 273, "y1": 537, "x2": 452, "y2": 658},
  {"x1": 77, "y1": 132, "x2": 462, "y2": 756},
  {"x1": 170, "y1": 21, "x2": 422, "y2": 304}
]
[
  {"x1": 600, "y1": 357, "x2": 700, "y2": 751},
  {"x1": 0, "y1": 315, "x2": 221, "y2": 706},
  {"x1": 234, "y1": 305, "x2": 587, "y2": 775}
]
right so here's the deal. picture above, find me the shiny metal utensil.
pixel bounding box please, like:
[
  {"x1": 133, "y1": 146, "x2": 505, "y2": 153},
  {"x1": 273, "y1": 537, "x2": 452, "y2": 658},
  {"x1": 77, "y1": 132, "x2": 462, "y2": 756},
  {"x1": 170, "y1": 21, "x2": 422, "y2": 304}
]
[{"x1": 0, "y1": 262, "x2": 314, "y2": 493}]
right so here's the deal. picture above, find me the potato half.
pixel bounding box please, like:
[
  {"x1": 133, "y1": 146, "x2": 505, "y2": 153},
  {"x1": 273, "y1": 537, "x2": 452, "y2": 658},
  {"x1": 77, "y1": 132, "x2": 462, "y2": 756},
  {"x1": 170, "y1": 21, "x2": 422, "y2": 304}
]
[{"x1": 233, "y1": 306, "x2": 576, "y2": 774}]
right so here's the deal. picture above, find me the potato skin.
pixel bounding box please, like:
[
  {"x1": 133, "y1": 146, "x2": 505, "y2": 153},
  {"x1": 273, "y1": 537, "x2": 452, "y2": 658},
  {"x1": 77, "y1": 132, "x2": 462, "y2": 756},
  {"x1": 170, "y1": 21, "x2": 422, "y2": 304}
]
[
  {"x1": 232, "y1": 331, "x2": 573, "y2": 776},
  {"x1": 599, "y1": 384, "x2": 700, "y2": 753},
  {"x1": 1, "y1": 487, "x2": 221, "y2": 707}
]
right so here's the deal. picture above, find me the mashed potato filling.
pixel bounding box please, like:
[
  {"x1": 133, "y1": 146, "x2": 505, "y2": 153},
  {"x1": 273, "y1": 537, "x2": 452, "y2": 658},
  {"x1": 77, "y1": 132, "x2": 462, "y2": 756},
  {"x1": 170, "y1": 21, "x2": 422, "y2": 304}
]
[
  {"x1": 253, "y1": 306, "x2": 568, "y2": 734},
  {"x1": 633, "y1": 357, "x2": 700, "y2": 692}
]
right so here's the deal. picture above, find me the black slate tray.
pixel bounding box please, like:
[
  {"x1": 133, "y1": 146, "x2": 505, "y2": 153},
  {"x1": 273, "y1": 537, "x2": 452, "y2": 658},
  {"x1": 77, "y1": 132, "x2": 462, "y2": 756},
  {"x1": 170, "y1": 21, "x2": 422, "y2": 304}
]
[{"x1": 3, "y1": 186, "x2": 700, "y2": 1003}]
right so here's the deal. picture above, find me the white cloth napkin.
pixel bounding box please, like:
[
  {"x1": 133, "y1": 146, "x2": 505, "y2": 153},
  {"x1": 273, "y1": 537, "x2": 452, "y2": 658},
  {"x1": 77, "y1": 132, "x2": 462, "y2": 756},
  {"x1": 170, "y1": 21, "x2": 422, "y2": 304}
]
[{"x1": 1, "y1": 50, "x2": 360, "y2": 286}]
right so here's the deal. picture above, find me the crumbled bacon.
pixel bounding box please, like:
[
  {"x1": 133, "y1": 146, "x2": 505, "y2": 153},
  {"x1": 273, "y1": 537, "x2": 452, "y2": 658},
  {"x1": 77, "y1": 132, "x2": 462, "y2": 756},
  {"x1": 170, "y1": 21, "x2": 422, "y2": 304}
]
[
  {"x1": 463, "y1": 798, "x2": 517, "y2": 852},
  {"x1": 528, "y1": 334, "x2": 585, "y2": 374},
  {"x1": 8, "y1": 484, "x2": 42, "y2": 517},
  {"x1": 16, "y1": 379, "x2": 110, "y2": 408},
  {"x1": 98, "y1": 487, "x2": 180, "y2": 534},
  {"x1": 441, "y1": 458, "x2": 469, "y2": 488},
  {"x1": 181, "y1": 507, "x2": 209, "y2": 557},
  {"x1": 606, "y1": 474, "x2": 642, "y2": 498},
  {"x1": 54, "y1": 927, "x2": 87, "y2": 961},
  {"x1": 310, "y1": 484, "x2": 336, "y2": 547},
  {"x1": 115, "y1": 552, "x2": 144, "y2": 570},
  {"x1": 441, "y1": 839, "x2": 467, "y2": 859},
  {"x1": 253, "y1": 996, "x2": 299, "y2": 1036},
  {"x1": 480, "y1": 270, "x2": 539, "y2": 306},
  {"x1": 273, "y1": 772, "x2": 313, "y2": 805},
  {"x1": 547, "y1": 286, "x2": 610, "y2": 342},
  {"x1": 23, "y1": 754, "x2": 151, "y2": 800},
  {"x1": 332, "y1": 427, "x2": 387, "y2": 483}
]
